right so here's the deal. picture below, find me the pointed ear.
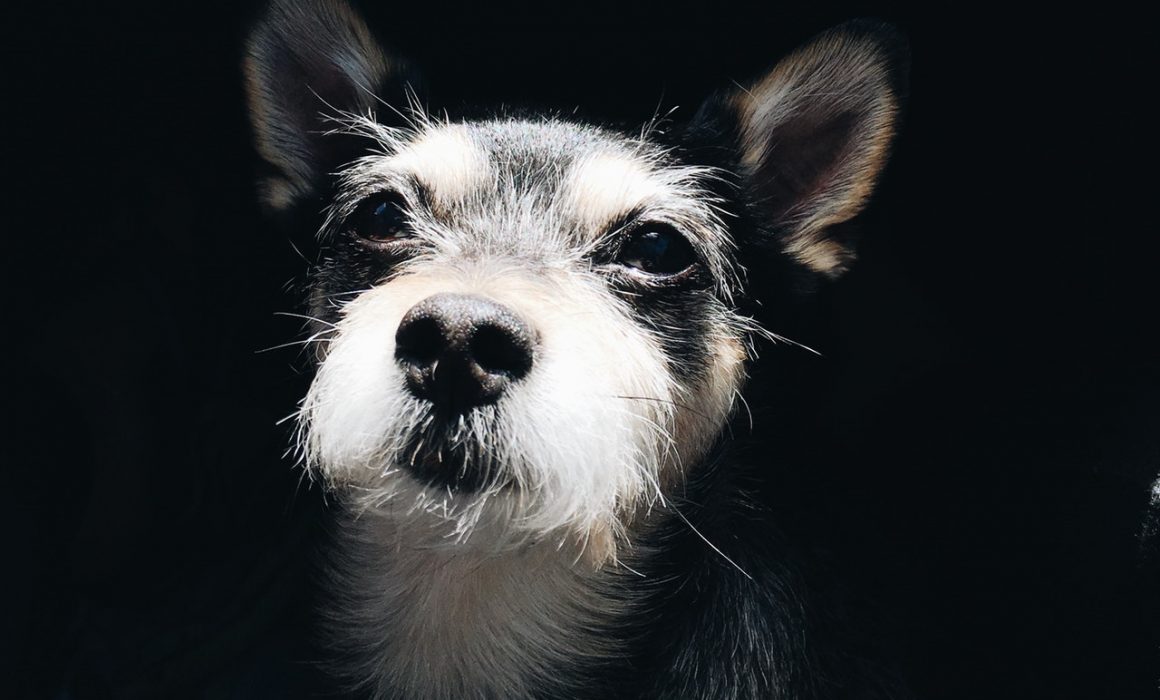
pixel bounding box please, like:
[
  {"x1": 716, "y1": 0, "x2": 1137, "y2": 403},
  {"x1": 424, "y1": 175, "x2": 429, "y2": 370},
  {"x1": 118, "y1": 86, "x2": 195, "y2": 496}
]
[
  {"x1": 704, "y1": 21, "x2": 907, "y2": 276},
  {"x1": 243, "y1": 0, "x2": 413, "y2": 211}
]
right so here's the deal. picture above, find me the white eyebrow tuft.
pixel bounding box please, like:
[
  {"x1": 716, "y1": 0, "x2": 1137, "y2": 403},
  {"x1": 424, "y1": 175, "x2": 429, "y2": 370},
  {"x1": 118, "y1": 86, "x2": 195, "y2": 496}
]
[
  {"x1": 564, "y1": 152, "x2": 664, "y2": 230},
  {"x1": 376, "y1": 125, "x2": 491, "y2": 205}
]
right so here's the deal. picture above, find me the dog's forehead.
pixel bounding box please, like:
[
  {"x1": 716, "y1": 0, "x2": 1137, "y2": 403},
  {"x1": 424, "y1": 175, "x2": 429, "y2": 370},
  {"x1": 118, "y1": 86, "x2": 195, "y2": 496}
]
[{"x1": 384, "y1": 120, "x2": 675, "y2": 231}]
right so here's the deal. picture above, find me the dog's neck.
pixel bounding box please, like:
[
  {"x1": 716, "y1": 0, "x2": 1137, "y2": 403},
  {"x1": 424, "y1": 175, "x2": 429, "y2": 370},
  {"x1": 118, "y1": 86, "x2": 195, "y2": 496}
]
[{"x1": 332, "y1": 510, "x2": 633, "y2": 699}]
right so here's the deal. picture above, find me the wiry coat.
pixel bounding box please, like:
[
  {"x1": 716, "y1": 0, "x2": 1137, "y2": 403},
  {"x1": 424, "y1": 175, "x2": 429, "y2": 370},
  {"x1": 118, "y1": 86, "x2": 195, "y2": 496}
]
[{"x1": 244, "y1": 1, "x2": 909, "y2": 697}]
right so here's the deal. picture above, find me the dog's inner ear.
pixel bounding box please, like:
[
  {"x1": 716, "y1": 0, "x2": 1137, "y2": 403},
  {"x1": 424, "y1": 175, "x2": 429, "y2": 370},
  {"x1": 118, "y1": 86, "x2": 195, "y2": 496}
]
[
  {"x1": 714, "y1": 22, "x2": 906, "y2": 276},
  {"x1": 244, "y1": 0, "x2": 410, "y2": 210}
]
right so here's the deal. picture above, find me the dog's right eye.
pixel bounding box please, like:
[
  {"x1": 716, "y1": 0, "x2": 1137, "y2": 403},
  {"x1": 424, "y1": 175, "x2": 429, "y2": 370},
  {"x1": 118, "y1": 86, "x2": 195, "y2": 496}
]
[
  {"x1": 347, "y1": 194, "x2": 410, "y2": 244},
  {"x1": 617, "y1": 224, "x2": 698, "y2": 276}
]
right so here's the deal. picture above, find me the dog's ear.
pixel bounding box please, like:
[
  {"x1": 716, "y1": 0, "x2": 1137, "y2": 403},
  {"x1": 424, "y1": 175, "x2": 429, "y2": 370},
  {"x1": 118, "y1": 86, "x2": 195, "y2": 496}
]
[
  {"x1": 243, "y1": 0, "x2": 413, "y2": 211},
  {"x1": 695, "y1": 21, "x2": 907, "y2": 277}
]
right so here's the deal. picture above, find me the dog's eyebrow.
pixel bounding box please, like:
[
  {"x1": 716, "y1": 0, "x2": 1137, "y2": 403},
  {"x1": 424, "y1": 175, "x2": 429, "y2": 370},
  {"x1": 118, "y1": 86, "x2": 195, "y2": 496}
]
[
  {"x1": 564, "y1": 152, "x2": 666, "y2": 233},
  {"x1": 373, "y1": 125, "x2": 491, "y2": 206}
]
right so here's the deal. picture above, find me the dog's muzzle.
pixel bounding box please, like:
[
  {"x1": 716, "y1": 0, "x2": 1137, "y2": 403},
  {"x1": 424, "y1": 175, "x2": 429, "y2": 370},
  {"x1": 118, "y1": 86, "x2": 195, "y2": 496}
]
[
  {"x1": 393, "y1": 293, "x2": 536, "y2": 490},
  {"x1": 395, "y1": 292, "x2": 536, "y2": 413}
]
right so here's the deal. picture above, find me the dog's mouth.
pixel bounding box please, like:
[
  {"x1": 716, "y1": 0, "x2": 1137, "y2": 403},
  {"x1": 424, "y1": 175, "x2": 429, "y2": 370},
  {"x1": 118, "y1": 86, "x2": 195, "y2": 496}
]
[{"x1": 397, "y1": 407, "x2": 512, "y2": 493}]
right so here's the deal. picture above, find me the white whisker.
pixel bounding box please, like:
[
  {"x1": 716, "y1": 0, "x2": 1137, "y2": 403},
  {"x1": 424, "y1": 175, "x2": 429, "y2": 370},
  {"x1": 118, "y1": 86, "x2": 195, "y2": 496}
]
[{"x1": 671, "y1": 505, "x2": 754, "y2": 581}]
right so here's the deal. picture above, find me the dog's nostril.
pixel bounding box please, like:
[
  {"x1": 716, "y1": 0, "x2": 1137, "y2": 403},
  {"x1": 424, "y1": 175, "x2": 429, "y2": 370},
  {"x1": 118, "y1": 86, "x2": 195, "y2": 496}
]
[
  {"x1": 471, "y1": 323, "x2": 533, "y2": 380},
  {"x1": 395, "y1": 315, "x2": 444, "y2": 365}
]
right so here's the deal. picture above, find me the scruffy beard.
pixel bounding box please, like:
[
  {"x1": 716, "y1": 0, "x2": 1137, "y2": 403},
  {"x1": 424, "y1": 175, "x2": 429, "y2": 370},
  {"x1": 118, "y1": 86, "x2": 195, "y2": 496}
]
[
  {"x1": 394, "y1": 402, "x2": 510, "y2": 493},
  {"x1": 299, "y1": 376, "x2": 674, "y2": 563}
]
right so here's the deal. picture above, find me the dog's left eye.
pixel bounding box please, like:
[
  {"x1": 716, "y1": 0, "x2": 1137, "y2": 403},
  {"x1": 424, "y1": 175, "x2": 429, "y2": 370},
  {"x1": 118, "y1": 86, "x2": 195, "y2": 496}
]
[
  {"x1": 348, "y1": 193, "x2": 410, "y2": 243},
  {"x1": 618, "y1": 225, "x2": 697, "y2": 275}
]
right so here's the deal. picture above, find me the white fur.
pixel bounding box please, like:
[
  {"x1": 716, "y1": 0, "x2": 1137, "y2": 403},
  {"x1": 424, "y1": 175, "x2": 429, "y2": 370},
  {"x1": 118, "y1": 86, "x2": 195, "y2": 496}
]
[
  {"x1": 329, "y1": 510, "x2": 627, "y2": 699},
  {"x1": 565, "y1": 152, "x2": 667, "y2": 229},
  {"x1": 371, "y1": 125, "x2": 491, "y2": 207},
  {"x1": 301, "y1": 262, "x2": 678, "y2": 553}
]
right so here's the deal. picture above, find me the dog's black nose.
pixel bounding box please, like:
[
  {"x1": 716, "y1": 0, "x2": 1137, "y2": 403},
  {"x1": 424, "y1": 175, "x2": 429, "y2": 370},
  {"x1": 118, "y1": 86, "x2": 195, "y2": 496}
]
[{"x1": 395, "y1": 293, "x2": 535, "y2": 410}]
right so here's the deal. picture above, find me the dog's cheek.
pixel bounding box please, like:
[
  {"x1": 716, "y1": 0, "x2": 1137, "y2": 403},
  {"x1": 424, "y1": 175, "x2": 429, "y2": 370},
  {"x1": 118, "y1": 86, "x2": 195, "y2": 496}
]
[
  {"x1": 300, "y1": 310, "x2": 402, "y2": 487},
  {"x1": 300, "y1": 276, "x2": 452, "y2": 487},
  {"x1": 667, "y1": 333, "x2": 747, "y2": 487},
  {"x1": 494, "y1": 278, "x2": 676, "y2": 536},
  {"x1": 619, "y1": 287, "x2": 749, "y2": 491}
]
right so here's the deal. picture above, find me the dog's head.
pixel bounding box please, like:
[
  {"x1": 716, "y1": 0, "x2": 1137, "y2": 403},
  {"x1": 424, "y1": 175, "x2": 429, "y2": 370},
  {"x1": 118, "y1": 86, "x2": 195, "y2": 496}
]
[{"x1": 244, "y1": 0, "x2": 905, "y2": 562}]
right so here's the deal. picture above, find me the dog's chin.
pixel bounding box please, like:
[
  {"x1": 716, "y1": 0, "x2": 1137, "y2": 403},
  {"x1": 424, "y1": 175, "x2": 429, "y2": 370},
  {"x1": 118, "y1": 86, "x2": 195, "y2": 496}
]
[
  {"x1": 347, "y1": 473, "x2": 622, "y2": 567},
  {"x1": 330, "y1": 442, "x2": 630, "y2": 567},
  {"x1": 404, "y1": 462, "x2": 510, "y2": 494},
  {"x1": 396, "y1": 419, "x2": 513, "y2": 494}
]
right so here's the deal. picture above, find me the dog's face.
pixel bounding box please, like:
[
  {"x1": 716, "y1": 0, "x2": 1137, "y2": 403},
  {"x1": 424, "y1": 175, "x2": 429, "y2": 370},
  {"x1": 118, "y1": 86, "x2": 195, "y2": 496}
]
[
  {"x1": 298, "y1": 119, "x2": 748, "y2": 553},
  {"x1": 245, "y1": 0, "x2": 904, "y2": 562}
]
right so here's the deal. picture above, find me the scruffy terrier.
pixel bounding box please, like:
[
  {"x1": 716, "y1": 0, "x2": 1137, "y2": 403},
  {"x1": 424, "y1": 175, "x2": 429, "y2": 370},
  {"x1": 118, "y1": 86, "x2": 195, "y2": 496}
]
[{"x1": 244, "y1": 1, "x2": 907, "y2": 697}]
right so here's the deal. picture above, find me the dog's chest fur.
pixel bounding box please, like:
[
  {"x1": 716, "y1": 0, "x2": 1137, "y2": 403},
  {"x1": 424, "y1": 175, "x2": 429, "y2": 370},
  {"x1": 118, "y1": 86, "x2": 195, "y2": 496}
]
[{"x1": 332, "y1": 514, "x2": 631, "y2": 699}]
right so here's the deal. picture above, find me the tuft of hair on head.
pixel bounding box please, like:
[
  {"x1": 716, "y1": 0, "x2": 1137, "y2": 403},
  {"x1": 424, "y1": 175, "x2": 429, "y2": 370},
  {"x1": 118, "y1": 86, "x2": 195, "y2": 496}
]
[
  {"x1": 243, "y1": 0, "x2": 417, "y2": 211},
  {"x1": 695, "y1": 20, "x2": 908, "y2": 277}
]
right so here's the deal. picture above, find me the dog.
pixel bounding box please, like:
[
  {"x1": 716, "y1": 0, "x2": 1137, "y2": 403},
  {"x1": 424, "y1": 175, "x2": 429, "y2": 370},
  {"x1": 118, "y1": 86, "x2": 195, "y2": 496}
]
[{"x1": 244, "y1": 1, "x2": 907, "y2": 697}]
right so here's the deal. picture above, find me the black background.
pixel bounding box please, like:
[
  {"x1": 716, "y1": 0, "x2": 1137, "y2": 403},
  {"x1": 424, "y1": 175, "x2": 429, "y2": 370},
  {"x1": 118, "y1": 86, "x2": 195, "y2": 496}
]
[{"x1": 5, "y1": 1, "x2": 1158, "y2": 698}]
